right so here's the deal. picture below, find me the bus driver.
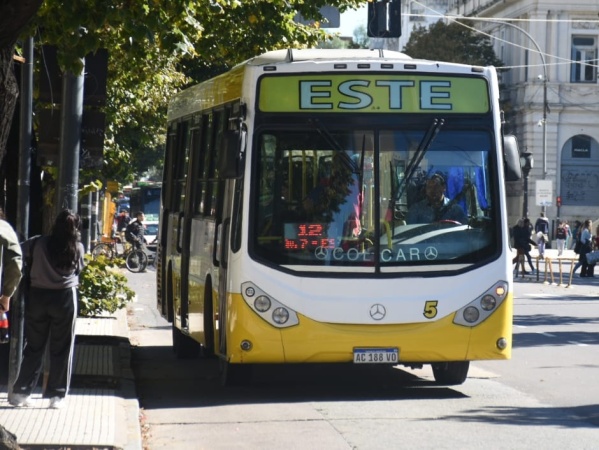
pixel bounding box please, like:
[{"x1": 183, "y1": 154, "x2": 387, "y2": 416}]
[{"x1": 406, "y1": 173, "x2": 467, "y2": 225}]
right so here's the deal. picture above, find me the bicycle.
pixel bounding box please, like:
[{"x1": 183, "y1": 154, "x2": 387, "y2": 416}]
[
  {"x1": 91, "y1": 233, "x2": 129, "y2": 260},
  {"x1": 91, "y1": 234, "x2": 149, "y2": 273},
  {"x1": 124, "y1": 241, "x2": 149, "y2": 273}
]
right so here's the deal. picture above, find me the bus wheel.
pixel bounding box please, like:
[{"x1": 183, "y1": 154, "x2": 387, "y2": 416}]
[
  {"x1": 431, "y1": 361, "x2": 469, "y2": 385},
  {"x1": 219, "y1": 358, "x2": 253, "y2": 387},
  {"x1": 172, "y1": 323, "x2": 200, "y2": 359}
]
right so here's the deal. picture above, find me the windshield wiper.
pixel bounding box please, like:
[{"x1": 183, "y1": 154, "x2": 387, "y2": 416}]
[
  {"x1": 308, "y1": 118, "x2": 344, "y2": 153},
  {"x1": 396, "y1": 118, "x2": 445, "y2": 201}
]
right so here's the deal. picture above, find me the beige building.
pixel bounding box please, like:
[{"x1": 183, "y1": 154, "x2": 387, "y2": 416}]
[{"x1": 400, "y1": 0, "x2": 599, "y2": 232}]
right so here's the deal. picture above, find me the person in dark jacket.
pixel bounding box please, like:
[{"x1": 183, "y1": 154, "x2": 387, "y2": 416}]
[
  {"x1": 125, "y1": 211, "x2": 146, "y2": 250},
  {"x1": 10, "y1": 210, "x2": 85, "y2": 409},
  {"x1": 513, "y1": 218, "x2": 536, "y2": 274},
  {"x1": 579, "y1": 219, "x2": 595, "y2": 278}
]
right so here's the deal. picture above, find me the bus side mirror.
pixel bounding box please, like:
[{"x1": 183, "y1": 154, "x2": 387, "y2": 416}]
[
  {"x1": 219, "y1": 130, "x2": 244, "y2": 179},
  {"x1": 503, "y1": 135, "x2": 522, "y2": 182}
]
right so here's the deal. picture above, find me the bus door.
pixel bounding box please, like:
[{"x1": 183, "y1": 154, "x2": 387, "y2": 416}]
[
  {"x1": 214, "y1": 106, "x2": 242, "y2": 360},
  {"x1": 177, "y1": 118, "x2": 204, "y2": 333},
  {"x1": 163, "y1": 120, "x2": 192, "y2": 325},
  {"x1": 216, "y1": 179, "x2": 235, "y2": 358}
]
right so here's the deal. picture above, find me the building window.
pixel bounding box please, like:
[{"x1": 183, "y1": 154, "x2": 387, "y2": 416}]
[
  {"x1": 560, "y1": 135, "x2": 599, "y2": 206},
  {"x1": 571, "y1": 36, "x2": 597, "y2": 83}
]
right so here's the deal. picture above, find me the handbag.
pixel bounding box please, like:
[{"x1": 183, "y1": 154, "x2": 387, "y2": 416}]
[
  {"x1": 585, "y1": 250, "x2": 599, "y2": 265},
  {"x1": 574, "y1": 240, "x2": 582, "y2": 254}
]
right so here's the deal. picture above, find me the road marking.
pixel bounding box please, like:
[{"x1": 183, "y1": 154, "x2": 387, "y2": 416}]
[{"x1": 537, "y1": 332, "x2": 555, "y2": 337}]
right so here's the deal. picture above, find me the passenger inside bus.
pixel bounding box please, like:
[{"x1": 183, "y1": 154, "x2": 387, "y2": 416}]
[
  {"x1": 301, "y1": 152, "x2": 362, "y2": 248},
  {"x1": 406, "y1": 173, "x2": 468, "y2": 225}
]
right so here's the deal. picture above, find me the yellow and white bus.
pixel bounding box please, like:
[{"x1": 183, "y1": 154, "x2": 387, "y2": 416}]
[{"x1": 157, "y1": 49, "x2": 522, "y2": 385}]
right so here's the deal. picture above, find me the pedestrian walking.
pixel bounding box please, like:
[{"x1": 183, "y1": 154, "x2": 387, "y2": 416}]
[
  {"x1": 570, "y1": 220, "x2": 582, "y2": 250},
  {"x1": 513, "y1": 218, "x2": 536, "y2": 274},
  {"x1": 578, "y1": 219, "x2": 595, "y2": 278},
  {"x1": 10, "y1": 210, "x2": 85, "y2": 409},
  {"x1": 555, "y1": 221, "x2": 567, "y2": 256},
  {"x1": 535, "y1": 212, "x2": 550, "y2": 259},
  {"x1": 564, "y1": 220, "x2": 572, "y2": 249}
]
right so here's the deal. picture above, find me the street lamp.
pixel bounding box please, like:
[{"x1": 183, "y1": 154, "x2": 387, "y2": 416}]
[{"x1": 520, "y1": 151, "x2": 534, "y2": 218}]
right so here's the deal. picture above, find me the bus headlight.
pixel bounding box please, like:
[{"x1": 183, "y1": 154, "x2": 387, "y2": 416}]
[
  {"x1": 241, "y1": 282, "x2": 299, "y2": 328},
  {"x1": 480, "y1": 295, "x2": 496, "y2": 311},
  {"x1": 453, "y1": 281, "x2": 509, "y2": 327},
  {"x1": 254, "y1": 295, "x2": 271, "y2": 312},
  {"x1": 463, "y1": 306, "x2": 480, "y2": 323},
  {"x1": 272, "y1": 307, "x2": 289, "y2": 324}
]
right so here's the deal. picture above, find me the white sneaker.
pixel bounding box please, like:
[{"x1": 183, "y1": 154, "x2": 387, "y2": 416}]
[
  {"x1": 9, "y1": 393, "x2": 34, "y2": 407},
  {"x1": 49, "y1": 396, "x2": 65, "y2": 409}
]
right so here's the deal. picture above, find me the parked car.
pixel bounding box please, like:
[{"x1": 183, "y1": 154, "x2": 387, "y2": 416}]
[{"x1": 144, "y1": 221, "x2": 158, "y2": 246}]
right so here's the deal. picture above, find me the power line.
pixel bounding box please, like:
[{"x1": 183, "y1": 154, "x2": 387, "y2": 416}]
[{"x1": 404, "y1": 2, "x2": 599, "y2": 69}]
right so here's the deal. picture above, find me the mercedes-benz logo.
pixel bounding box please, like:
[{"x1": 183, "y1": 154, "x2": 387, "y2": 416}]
[
  {"x1": 424, "y1": 246, "x2": 438, "y2": 260},
  {"x1": 369, "y1": 304, "x2": 386, "y2": 321},
  {"x1": 315, "y1": 247, "x2": 328, "y2": 260}
]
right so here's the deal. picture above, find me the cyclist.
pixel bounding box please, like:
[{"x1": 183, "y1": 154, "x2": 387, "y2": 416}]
[{"x1": 125, "y1": 211, "x2": 146, "y2": 250}]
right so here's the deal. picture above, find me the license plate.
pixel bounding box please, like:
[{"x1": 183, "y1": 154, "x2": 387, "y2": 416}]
[{"x1": 353, "y1": 347, "x2": 399, "y2": 364}]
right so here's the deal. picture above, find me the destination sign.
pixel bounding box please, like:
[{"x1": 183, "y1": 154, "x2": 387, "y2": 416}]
[
  {"x1": 283, "y1": 223, "x2": 335, "y2": 251},
  {"x1": 259, "y1": 75, "x2": 489, "y2": 113}
]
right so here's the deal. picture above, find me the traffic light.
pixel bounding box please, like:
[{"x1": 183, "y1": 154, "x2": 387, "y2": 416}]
[{"x1": 367, "y1": 0, "x2": 402, "y2": 38}]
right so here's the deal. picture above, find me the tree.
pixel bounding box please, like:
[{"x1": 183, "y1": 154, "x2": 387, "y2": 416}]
[
  {"x1": 351, "y1": 25, "x2": 370, "y2": 49},
  {"x1": 0, "y1": 0, "x2": 43, "y2": 174},
  {"x1": 1, "y1": 1, "x2": 365, "y2": 186},
  {"x1": 402, "y1": 20, "x2": 504, "y2": 68}
]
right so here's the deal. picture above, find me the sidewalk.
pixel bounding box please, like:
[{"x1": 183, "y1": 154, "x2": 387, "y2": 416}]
[{"x1": 0, "y1": 307, "x2": 142, "y2": 450}]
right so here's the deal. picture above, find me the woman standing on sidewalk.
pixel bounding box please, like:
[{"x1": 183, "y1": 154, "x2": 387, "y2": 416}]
[
  {"x1": 578, "y1": 219, "x2": 595, "y2": 278},
  {"x1": 10, "y1": 209, "x2": 85, "y2": 409}
]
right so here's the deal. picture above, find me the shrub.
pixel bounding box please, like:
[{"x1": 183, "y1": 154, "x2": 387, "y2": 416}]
[{"x1": 78, "y1": 254, "x2": 135, "y2": 317}]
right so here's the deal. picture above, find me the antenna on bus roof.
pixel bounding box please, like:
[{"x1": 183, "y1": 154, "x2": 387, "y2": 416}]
[{"x1": 287, "y1": 48, "x2": 294, "y2": 62}]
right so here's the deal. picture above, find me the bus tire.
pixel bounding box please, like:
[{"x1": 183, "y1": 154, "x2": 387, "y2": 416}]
[
  {"x1": 172, "y1": 323, "x2": 200, "y2": 359},
  {"x1": 431, "y1": 361, "x2": 469, "y2": 385},
  {"x1": 219, "y1": 358, "x2": 253, "y2": 387},
  {"x1": 92, "y1": 243, "x2": 114, "y2": 260}
]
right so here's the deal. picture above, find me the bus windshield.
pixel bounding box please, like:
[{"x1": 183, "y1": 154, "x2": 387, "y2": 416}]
[{"x1": 252, "y1": 125, "x2": 498, "y2": 272}]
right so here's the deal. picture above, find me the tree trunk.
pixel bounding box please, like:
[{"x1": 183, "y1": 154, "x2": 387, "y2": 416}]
[
  {"x1": 0, "y1": 45, "x2": 19, "y2": 168},
  {"x1": 0, "y1": 0, "x2": 44, "y2": 174}
]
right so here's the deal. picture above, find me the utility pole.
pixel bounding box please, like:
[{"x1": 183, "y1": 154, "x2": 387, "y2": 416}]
[
  {"x1": 57, "y1": 60, "x2": 85, "y2": 215},
  {"x1": 9, "y1": 36, "x2": 34, "y2": 400}
]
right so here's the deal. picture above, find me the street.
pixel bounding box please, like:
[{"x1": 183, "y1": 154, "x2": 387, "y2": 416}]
[{"x1": 126, "y1": 267, "x2": 599, "y2": 449}]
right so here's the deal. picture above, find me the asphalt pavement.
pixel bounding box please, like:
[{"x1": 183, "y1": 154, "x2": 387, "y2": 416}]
[{"x1": 0, "y1": 246, "x2": 590, "y2": 449}]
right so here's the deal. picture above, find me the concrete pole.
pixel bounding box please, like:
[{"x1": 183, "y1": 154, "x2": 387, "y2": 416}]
[
  {"x1": 9, "y1": 36, "x2": 34, "y2": 400},
  {"x1": 80, "y1": 192, "x2": 91, "y2": 251},
  {"x1": 91, "y1": 190, "x2": 98, "y2": 244},
  {"x1": 57, "y1": 59, "x2": 85, "y2": 215}
]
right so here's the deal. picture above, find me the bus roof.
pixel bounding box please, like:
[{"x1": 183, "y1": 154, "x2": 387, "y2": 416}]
[
  {"x1": 167, "y1": 48, "x2": 492, "y2": 122},
  {"x1": 245, "y1": 48, "x2": 412, "y2": 65}
]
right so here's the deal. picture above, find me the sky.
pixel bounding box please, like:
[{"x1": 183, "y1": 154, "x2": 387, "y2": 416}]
[{"x1": 335, "y1": 5, "x2": 368, "y2": 37}]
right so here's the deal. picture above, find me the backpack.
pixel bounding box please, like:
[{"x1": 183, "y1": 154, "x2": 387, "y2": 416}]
[
  {"x1": 556, "y1": 227, "x2": 566, "y2": 240},
  {"x1": 125, "y1": 222, "x2": 139, "y2": 243}
]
